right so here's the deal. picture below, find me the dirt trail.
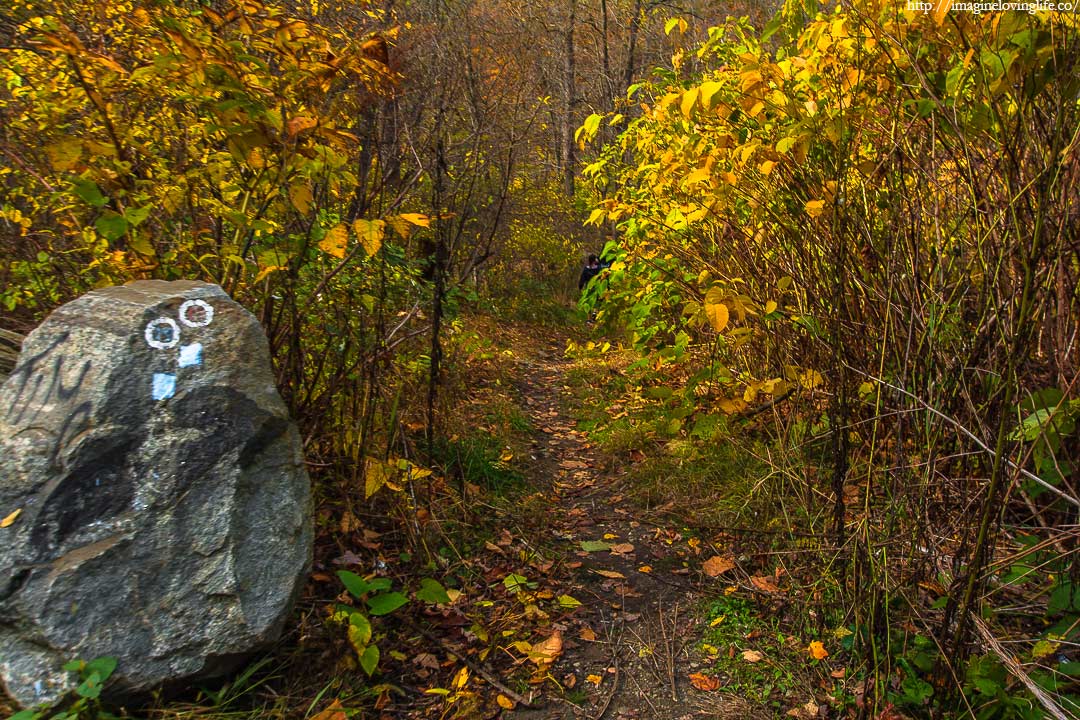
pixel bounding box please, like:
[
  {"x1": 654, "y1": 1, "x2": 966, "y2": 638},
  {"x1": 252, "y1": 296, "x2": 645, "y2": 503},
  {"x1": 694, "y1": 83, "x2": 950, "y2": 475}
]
[{"x1": 500, "y1": 333, "x2": 759, "y2": 720}]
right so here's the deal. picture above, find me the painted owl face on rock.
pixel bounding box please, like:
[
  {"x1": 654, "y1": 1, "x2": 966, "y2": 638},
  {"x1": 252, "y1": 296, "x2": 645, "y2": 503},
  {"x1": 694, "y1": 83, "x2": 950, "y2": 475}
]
[{"x1": 143, "y1": 299, "x2": 215, "y2": 401}]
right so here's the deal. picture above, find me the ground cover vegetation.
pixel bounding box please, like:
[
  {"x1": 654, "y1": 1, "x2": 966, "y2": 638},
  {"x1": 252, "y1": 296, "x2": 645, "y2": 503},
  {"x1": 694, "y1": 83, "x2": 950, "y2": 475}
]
[{"x1": 1, "y1": 0, "x2": 1077, "y2": 717}]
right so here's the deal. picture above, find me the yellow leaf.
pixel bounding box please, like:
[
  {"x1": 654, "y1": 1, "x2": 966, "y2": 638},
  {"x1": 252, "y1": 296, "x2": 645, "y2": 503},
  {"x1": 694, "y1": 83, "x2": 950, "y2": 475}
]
[
  {"x1": 399, "y1": 213, "x2": 430, "y2": 227},
  {"x1": 1, "y1": 508, "x2": 22, "y2": 528},
  {"x1": 365, "y1": 459, "x2": 391, "y2": 498},
  {"x1": 452, "y1": 666, "x2": 470, "y2": 690},
  {"x1": 759, "y1": 160, "x2": 776, "y2": 175},
  {"x1": 765, "y1": 300, "x2": 778, "y2": 314},
  {"x1": 497, "y1": 695, "x2": 515, "y2": 709},
  {"x1": 587, "y1": 207, "x2": 607, "y2": 225},
  {"x1": 586, "y1": 673, "x2": 603, "y2": 686},
  {"x1": 684, "y1": 167, "x2": 711, "y2": 186},
  {"x1": 593, "y1": 569, "x2": 625, "y2": 579},
  {"x1": 808, "y1": 641, "x2": 829, "y2": 660},
  {"x1": 353, "y1": 218, "x2": 385, "y2": 256},
  {"x1": 699, "y1": 81, "x2": 723, "y2": 110},
  {"x1": 319, "y1": 224, "x2": 349, "y2": 259},
  {"x1": 681, "y1": 88, "x2": 699, "y2": 119},
  {"x1": 804, "y1": 200, "x2": 825, "y2": 218},
  {"x1": 799, "y1": 370, "x2": 824, "y2": 389},
  {"x1": 46, "y1": 139, "x2": 83, "y2": 172},
  {"x1": 704, "y1": 302, "x2": 729, "y2": 333},
  {"x1": 289, "y1": 184, "x2": 313, "y2": 215},
  {"x1": 721, "y1": 171, "x2": 737, "y2": 186},
  {"x1": 638, "y1": 565, "x2": 653, "y2": 573}
]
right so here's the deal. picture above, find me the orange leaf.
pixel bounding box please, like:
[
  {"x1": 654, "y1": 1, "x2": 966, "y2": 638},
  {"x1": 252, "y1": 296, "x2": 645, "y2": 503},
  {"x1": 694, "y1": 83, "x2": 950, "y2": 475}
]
[
  {"x1": 309, "y1": 700, "x2": 347, "y2": 720},
  {"x1": 496, "y1": 694, "x2": 515, "y2": 709},
  {"x1": 529, "y1": 632, "x2": 563, "y2": 666},
  {"x1": 808, "y1": 641, "x2": 828, "y2": 660},
  {"x1": 586, "y1": 673, "x2": 603, "y2": 686},
  {"x1": 594, "y1": 569, "x2": 625, "y2": 579},
  {"x1": 689, "y1": 672, "x2": 720, "y2": 691},
  {"x1": 287, "y1": 115, "x2": 318, "y2": 137},
  {"x1": 579, "y1": 627, "x2": 597, "y2": 642},
  {"x1": 610, "y1": 543, "x2": 635, "y2": 554},
  {"x1": 750, "y1": 575, "x2": 781, "y2": 594},
  {"x1": 702, "y1": 555, "x2": 735, "y2": 577}
]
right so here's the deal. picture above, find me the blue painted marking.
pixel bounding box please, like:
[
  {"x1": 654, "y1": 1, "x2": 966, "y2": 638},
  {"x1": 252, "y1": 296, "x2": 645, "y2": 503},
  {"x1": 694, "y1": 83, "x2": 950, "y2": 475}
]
[
  {"x1": 152, "y1": 373, "x2": 176, "y2": 401},
  {"x1": 178, "y1": 343, "x2": 203, "y2": 368}
]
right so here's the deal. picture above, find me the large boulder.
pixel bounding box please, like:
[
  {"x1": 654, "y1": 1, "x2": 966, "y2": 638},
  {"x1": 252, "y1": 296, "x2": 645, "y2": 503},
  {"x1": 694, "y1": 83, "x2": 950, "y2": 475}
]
[{"x1": 0, "y1": 280, "x2": 312, "y2": 708}]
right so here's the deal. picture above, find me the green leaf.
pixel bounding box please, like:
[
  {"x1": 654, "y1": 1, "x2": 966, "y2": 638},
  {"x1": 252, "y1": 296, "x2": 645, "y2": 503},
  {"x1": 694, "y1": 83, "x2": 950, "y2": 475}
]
[
  {"x1": 76, "y1": 671, "x2": 103, "y2": 699},
  {"x1": 579, "y1": 540, "x2": 610, "y2": 552},
  {"x1": 94, "y1": 212, "x2": 129, "y2": 241},
  {"x1": 359, "y1": 644, "x2": 380, "y2": 676},
  {"x1": 9, "y1": 710, "x2": 37, "y2": 720},
  {"x1": 503, "y1": 573, "x2": 530, "y2": 592},
  {"x1": 367, "y1": 591, "x2": 408, "y2": 616},
  {"x1": 72, "y1": 178, "x2": 107, "y2": 208},
  {"x1": 123, "y1": 206, "x2": 152, "y2": 227},
  {"x1": 367, "y1": 578, "x2": 393, "y2": 592},
  {"x1": 85, "y1": 656, "x2": 118, "y2": 682},
  {"x1": 337, "y1": 570, "x2": 373, "y2": 599},
  {"x1": 416, "y1": 578, "x2": 451, "y2": 604}
]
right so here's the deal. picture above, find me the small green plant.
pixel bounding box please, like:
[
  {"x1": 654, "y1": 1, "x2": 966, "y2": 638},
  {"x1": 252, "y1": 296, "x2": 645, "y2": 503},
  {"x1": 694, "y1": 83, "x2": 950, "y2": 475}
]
[
  {"x1": 334, "y1": 571, "x2": 451, "y2": 676},
  {"x1": 10, "y1": 657, "x2": 118, "y2": 720}
]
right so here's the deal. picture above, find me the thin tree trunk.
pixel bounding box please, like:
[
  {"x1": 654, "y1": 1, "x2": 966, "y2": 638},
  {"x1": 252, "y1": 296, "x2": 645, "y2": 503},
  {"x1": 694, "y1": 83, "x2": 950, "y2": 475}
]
[{"x1": 561, "y1": 0, "x2": 576, "y2": 197}]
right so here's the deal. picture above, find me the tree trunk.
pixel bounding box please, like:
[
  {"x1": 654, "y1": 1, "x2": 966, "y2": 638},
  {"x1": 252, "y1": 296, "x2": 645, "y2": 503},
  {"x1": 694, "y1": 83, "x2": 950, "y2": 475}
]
[{"x1": 561, "y1": 0, "x2": 576, "y2": 197}]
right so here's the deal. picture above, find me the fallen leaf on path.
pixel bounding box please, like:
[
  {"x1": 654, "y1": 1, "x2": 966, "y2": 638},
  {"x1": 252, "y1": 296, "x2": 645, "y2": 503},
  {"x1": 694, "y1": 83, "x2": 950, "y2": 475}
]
[
  {"x1": 496, "y1": 695, "x2": 515, "y2": 709},
  {"x1": 638, "y1": 565, "x2": 653, "y2": 573},
  {"x1": 610, "y1": 543, "x2": 635, "y2": 554},
  {"x1": 689, "y1": 672, "x2": 721, "y2": 691},
  {"x1": 586, "y1": 674, "x2": 603, "y2": 686},
  {"x1": 413, "y1": 652, "x2": 441, "y2": 670},
  {"x1": 580, "y1": 540, "x2": 611, "y2": 552},
  {"x1": 594, "y1": 569, "x2": 625, "y2": 579},
  {"x1": 702, "y1": 555, "x2": 736, "y2": 577},
  {"x1": 579, "y1": 627, "x2": 597, "y2": 641},
  {"x1": 3, "y1": 509, "x2": 23, "y2": 528},
  {"x1": 808, "y1": 641, "x2": 828, "y2": 660},
  {"x1": 557, "y1": 594, "x2": 582, "y2": 609},
  {"x1": 830, "y1": 668, "x2": 846, "y2": 678},
  {"x1": 741, "y1": 650, "x2": 765, "y2": 663},
  {"x1": 529, "y1": 632, "x2": 563, "y2": 666},
  {"x1": 750, "y1": 575, "x2": 781, "y2": 594},
  {"x1": 563, "y1": 673, "x2": 577, "y2": 688}
]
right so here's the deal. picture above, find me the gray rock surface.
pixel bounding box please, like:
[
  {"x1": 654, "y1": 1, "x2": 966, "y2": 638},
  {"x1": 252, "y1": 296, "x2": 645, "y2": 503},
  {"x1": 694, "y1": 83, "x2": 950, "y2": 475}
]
[{"x1": 0, "y1": 280, "x2": 311, "y2": 708}]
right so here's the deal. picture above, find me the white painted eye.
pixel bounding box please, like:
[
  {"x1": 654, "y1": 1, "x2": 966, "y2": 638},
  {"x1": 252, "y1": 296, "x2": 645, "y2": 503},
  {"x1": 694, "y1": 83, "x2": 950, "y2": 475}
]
[
  {"x1": 145, "y1": 318, "x2": 180, "y2": 349},
  {"x1": 178, "y1": 299, "x2": 214, "y2": 328}
]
